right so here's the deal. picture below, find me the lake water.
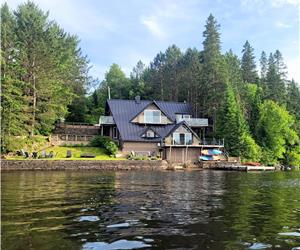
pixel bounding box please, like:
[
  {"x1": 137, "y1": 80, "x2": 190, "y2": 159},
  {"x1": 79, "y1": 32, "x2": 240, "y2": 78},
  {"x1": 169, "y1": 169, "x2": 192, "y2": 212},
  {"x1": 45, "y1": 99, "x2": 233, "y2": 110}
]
[{"x1": 2, "y1": 170, "x2": 300, "y2": 250}]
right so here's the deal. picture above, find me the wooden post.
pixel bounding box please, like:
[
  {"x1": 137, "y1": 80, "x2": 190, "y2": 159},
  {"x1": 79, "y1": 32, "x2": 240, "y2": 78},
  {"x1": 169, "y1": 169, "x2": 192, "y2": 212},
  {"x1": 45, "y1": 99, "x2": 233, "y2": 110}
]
[
  {"x1": 185, "y1": 146, "x2": 188, "y2": 163},
  {"x1": 169, "y1": 146, "x2": 172, "y2": 162},
  {"x1": 75, "y1": 135, "x2": 78, "y2": 141}
]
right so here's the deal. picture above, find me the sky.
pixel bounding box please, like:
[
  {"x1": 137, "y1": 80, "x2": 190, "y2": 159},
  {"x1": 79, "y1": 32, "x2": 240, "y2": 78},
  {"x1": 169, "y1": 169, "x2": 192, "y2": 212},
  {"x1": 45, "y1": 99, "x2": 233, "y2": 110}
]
[{"x1": 6, "y1": 0, "x2": 300, "y2": 84}]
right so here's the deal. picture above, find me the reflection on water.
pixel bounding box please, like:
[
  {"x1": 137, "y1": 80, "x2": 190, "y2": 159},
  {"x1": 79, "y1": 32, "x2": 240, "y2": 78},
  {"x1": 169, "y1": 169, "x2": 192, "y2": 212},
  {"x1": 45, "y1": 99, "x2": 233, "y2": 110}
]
[{"x1": 1, "y1": 170, "x2": 300, "y2": 249}]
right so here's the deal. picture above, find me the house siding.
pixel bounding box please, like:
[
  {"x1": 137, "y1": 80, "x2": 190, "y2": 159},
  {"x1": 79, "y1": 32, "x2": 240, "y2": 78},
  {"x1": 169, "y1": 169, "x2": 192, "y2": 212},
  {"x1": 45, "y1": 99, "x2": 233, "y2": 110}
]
[
  {"x1": 165, "y1": 147, "x2": 200, "y2": 163},
  {"x1": 164, "y1": 124, "x2": 200, "y2": 146},
  {"x1": 122, "y1": 142, "x2": 159, "y2": 155}
]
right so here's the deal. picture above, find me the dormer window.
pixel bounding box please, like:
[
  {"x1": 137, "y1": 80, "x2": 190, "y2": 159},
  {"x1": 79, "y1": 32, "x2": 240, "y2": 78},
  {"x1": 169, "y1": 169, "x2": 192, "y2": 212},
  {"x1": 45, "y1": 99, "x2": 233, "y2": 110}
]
[
  {"x1": 141, "y1": 128, "x2": 159, "y2": 139},
  {"x1": 144, "y1": 110, "x2": 161, "y2": 124},
  {"x1": 146, "y1": 130, "x2": 155, "y2": 138}
]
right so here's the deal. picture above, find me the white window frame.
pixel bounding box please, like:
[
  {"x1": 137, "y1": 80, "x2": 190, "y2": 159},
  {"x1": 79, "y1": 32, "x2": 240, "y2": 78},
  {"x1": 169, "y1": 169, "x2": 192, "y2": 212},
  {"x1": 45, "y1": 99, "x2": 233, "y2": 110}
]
[
  {"x1": 144, "y1": 110, "x2": 161, "y2": 124},
  {"x1": 146, "y1": 130, "x2": 155, "y2": 138}
]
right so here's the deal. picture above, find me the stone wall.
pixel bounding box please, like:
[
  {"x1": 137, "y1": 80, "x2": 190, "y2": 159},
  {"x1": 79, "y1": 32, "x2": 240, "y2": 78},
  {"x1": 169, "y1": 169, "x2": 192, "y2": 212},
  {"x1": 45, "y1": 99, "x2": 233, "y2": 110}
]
[{"x1": 1, "y1": 160, "x2": 168, "y2": 171}]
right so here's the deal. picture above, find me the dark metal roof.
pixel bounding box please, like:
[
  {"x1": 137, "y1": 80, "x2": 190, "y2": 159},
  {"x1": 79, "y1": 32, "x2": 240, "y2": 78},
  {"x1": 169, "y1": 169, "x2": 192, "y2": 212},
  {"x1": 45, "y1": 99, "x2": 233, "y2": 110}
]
[{"x1": 107, "y1": 99, "x2": 193, "y2": 142}]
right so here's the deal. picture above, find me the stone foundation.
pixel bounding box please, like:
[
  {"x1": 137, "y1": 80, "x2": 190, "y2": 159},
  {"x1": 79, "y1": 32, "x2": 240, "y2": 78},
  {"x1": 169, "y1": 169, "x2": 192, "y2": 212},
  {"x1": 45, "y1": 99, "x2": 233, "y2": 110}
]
[{"x1": 1, "y1": 160, "x2": 168, "y2": 171}]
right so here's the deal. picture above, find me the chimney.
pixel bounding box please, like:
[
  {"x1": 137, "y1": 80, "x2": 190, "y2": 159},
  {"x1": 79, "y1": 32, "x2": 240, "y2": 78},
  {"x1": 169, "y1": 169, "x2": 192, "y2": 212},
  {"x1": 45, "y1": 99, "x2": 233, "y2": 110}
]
[{"x1": 135, "y1": 95, "x2": 141, "y2": 104}]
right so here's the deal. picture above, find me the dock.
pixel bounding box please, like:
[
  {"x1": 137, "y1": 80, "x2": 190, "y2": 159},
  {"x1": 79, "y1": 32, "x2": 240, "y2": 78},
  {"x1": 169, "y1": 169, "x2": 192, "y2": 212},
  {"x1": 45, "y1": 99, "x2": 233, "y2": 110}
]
[{"x1": 214, "y1": 164, "x2": 275, "y2": 171}]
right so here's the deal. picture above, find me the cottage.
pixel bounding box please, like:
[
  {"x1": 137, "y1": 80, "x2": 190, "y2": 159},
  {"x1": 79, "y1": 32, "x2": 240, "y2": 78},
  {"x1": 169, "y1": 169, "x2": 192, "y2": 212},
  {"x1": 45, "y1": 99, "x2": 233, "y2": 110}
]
[{"x1": 99, "y1": 96, "x2": 224, "y2": 163}]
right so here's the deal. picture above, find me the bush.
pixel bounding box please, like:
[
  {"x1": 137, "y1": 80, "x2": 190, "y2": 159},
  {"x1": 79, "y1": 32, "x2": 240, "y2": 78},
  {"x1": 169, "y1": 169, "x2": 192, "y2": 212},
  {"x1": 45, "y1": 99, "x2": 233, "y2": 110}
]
[
  {"x1": 90, "y1": 136, "x2": 118, "y2": 156},
  {"x1": 285, "y1": 146, "x2": 300, "y2": 168},
  {"x1": 3, "y1": 136, "x2": 48, "y2": 153},
  {"x1": 240, "y1": 134, "x2": 261, "y2": 162}
]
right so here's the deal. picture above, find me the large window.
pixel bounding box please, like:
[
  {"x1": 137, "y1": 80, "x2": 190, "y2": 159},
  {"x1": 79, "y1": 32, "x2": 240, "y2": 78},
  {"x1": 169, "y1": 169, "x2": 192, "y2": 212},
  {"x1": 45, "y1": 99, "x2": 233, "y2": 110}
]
[
  {"x1": 173, "y1": 132, "x2": 192, "y2": 145},
  {"x1": 144, "y1": 110, "x2": 161, "y2": 124}
]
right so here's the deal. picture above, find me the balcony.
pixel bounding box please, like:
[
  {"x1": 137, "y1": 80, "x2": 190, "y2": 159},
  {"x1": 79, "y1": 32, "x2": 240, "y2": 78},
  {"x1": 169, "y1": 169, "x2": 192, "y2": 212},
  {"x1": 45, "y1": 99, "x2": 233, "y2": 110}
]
[
  {"x1": 99, "y1": 116, "x2": 115, "y2": 125},
  {"x1": 176, "y1": 117, "x2": 208, "y2": 127}
]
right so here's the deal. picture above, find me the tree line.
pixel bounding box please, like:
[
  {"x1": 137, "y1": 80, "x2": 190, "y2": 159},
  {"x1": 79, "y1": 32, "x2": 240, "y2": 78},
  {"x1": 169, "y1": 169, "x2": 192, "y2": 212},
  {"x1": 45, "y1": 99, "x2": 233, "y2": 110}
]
[
  {"x1": 1, "y1": 2, "x2": 299, "y2": 166},
  {"x1": 1, "y1": 2, "x2": 91, "y2": 151},
  {"x1": 83, "y1": 15, "x2": 300, "y2": 166}
]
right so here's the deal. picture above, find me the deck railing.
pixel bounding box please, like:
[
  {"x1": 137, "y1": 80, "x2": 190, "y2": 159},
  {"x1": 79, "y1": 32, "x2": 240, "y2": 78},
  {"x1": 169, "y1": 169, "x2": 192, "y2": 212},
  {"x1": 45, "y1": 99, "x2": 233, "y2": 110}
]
[
  {"x1": 176, "y1": 117, "x2": 208, "y2": 127},
  {"x1": 201, "y1": 138, "x2": 224, "y2": 146},
  {"x1": 99, "y1": 116, "x2": 115, "y2": 125}
]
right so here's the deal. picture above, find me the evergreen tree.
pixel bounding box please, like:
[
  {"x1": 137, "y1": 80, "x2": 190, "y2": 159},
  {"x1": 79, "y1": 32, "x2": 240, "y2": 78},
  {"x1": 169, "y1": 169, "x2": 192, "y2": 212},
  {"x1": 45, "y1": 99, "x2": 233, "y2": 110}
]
[
  {"x1": 260, "y1": 51, "x2": 268, "y2": 80},
  {"x1": 241, "y1": 40, "x2": 258, "y2": 83},
  {"x1": 1, "y1": 3, "x2": 30, "y2": 151},
  {"x1": 265, "y1": 52, "x2": 286, "y2": 104},
  {"x1": 286, "y1": 80, "x2": 300, "y2": 120},
  {"x1": 202, "y1": 14, "x2": 227, "y2": 129}
]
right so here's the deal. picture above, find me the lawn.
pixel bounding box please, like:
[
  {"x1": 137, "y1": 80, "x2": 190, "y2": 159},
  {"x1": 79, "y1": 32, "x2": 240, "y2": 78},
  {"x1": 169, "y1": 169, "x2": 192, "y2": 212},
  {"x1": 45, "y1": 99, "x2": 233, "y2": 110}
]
[{"x1": 7, "y1": 146, "x2": 125, "y2": 160}]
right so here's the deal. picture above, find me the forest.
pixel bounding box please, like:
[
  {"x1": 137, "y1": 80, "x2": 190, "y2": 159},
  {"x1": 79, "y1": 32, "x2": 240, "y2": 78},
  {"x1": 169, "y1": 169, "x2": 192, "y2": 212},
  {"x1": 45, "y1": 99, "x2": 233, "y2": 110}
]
[{"x1": 1, "y1": 2, "x2": 300, "y2": 166}]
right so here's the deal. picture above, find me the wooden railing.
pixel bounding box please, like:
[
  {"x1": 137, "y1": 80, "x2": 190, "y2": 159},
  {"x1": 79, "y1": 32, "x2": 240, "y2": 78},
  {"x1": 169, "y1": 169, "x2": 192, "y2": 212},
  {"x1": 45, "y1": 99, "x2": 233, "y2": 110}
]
[{"x1": 51, "y1": 134, "x2": 96, "y2": 142}]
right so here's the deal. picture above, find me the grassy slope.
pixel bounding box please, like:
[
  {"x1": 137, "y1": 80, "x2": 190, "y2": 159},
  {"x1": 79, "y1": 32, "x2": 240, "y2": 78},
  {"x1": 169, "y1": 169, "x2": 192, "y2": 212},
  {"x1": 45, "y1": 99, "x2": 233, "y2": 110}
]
[{"x1": 7, "y1": 146, "x2": 125, "y2": 160}]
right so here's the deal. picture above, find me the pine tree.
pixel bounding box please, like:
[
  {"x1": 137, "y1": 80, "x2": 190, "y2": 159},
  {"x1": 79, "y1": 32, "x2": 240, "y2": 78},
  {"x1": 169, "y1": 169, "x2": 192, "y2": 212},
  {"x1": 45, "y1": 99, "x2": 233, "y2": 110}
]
[
  {"x1": 265, "y1": 52, "x2": 286, "y2": 104},
  {"x1": 260, "y1": 51, "x2": 268, "y2": 80},
  {"x1": 1, "y1": 3, "x2": 30, "y2": 151},
  {"x1": 202, "y1": 14, "x2": 227, "y2": 130},
  {"x1": 241, "y1": 40, "x2": 258, "y2": 83}
]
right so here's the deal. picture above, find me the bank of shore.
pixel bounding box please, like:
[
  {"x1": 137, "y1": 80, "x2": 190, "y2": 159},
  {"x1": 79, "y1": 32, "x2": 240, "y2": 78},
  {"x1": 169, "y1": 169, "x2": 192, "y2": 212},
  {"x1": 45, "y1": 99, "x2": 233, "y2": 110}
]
[{"x1": 1, "y1": 159, "x2": 168, "y2": 171}]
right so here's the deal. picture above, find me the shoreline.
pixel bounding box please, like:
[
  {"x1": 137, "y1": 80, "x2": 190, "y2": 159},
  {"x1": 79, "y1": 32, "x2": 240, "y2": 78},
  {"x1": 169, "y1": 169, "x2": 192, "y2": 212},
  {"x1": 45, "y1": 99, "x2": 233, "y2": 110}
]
[{"x1": 1, "y1": 159, "x2": 168, "y2": 171}]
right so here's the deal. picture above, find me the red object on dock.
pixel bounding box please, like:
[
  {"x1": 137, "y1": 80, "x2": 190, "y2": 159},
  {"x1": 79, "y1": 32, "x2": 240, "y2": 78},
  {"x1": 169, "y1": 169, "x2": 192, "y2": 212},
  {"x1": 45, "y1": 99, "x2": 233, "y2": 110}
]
[{"x1": 243, "y1": 162, "x2": 261, "y2": 166}]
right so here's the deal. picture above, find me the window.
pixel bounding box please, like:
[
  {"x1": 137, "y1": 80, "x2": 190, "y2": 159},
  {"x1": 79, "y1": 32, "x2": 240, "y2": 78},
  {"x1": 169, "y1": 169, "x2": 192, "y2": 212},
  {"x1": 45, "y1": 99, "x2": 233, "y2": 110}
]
[
  {"x1": 113, "y1": 127, "x2": 118, "y2": 138},
  {"x1": 173, "y1": 132, "x2": 192, "y2": 145},
  {"x1": 146, "y1": 130, "x2": 155, "y2": 138},
  {"x1": 185, "y1": 133, "x2": 192, "y2": 145},
  {"x1": 144, "y1": 110, "x2": 161, "y2": 123},
  {"x1": 173, "y1": 133, "x2": 180, "y2": 145}
]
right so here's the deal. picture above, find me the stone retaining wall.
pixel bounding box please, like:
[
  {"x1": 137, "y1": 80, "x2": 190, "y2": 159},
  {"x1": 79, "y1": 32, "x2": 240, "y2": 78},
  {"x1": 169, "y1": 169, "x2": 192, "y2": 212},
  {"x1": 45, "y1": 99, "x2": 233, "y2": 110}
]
[{"x1": 1, "y1": 160, "x2": 168, "y2": 171}]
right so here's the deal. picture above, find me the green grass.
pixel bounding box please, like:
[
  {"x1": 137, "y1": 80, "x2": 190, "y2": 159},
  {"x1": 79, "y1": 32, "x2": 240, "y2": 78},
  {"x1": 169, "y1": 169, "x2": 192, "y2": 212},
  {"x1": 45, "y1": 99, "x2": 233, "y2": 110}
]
[{"x1": 6, "y1": 146, "x2": 126, "y2": 160}]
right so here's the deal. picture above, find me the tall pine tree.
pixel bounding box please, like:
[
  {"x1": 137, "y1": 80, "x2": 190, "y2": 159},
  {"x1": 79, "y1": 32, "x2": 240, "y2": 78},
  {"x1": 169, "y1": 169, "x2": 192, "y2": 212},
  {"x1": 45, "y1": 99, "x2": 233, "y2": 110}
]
[{"x1": 241, "y1": 40, "x2": 258, "y2": 83}]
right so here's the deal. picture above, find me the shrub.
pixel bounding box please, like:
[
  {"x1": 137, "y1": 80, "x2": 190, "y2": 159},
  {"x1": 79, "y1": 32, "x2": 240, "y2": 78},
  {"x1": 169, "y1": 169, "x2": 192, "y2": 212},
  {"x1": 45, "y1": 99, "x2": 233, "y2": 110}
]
[
  {"x1": 285, "y1": 146, "x2": 300, "y2": 168},
  {"x1": 240, "y1": 134, "x2": 261, "y2": 162},
  {"x1": 90, "y1": 136, "x2": 118, "y2": 156},
  {"x1": 90, "y1": 136, "x2": 111, "y2": 147}
]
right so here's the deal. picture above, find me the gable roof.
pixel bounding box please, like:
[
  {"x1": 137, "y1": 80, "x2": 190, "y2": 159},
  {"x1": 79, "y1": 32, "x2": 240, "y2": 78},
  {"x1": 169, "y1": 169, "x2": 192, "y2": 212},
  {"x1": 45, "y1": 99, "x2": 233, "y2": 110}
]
[
  {"x1": 165, "y1": 121, "x2": 200, "y2": 141},
  {"x1": 107, "y1": 99, "x2": 193, "y2": 142},
  {"x1": 130, "y1": 100, "x2": 173, "y2": 122}
]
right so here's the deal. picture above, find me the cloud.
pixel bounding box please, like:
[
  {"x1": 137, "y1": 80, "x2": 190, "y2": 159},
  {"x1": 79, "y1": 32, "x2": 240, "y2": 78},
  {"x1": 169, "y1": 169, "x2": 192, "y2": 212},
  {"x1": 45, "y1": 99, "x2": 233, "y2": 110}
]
[
  {"x1": 271, "y1": 0, "x2": 300, "y2": 7},
  {"x1": 139, "y1": 0, "x2": 198, "y2": 39},
  {"x1": 6, "y1": 0, "x2": 116, "y2": 39},
  {"x1": 275, "y1": 21, "x2": 292, "y2": 28},
  {"x1": 240, "y1": 0, "x2": 300, "y2": 12},
  {"x1": 141, "y1": 15, "x2": 166, "y2": 39}
]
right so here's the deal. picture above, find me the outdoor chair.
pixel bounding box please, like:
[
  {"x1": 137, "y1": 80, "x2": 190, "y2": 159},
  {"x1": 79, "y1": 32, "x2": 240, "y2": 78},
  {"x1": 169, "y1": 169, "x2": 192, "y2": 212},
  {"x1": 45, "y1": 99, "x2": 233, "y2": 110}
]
[
  {"x1": 66, "y1": 150, "x2": 72, "y2": 158},
  {"x1": 40, "y1": 151, "x2": 46, "y2": 158}
]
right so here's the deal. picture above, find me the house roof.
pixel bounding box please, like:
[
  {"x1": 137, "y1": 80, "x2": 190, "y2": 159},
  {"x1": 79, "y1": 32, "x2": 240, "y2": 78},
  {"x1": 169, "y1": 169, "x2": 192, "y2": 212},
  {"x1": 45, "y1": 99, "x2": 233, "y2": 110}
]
[
  {"x1": 130, "y1": 100, "x2": 174, "y2": 122},
  {"x1": 107, "y1": 99, "x2": 193, "y2": 142},
  {"x1": 165, "y1": 121, "x2": 201, "y2": 141}
]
